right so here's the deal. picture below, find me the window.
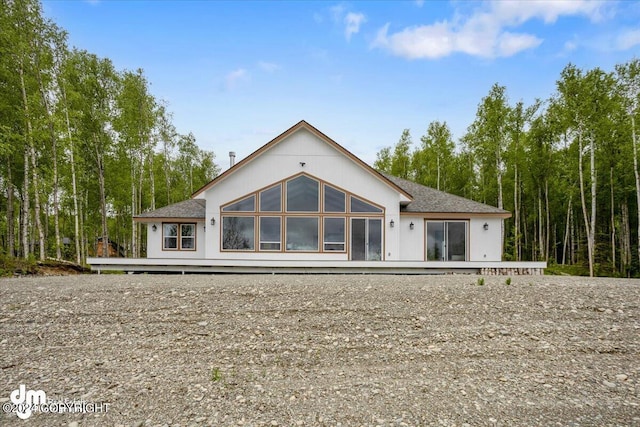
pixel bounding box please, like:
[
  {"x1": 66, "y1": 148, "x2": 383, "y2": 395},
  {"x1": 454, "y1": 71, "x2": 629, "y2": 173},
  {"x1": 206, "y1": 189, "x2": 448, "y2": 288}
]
[
  {"x1": 163, "y1": 224, "x2": 178, "y2": 250},
  {"x1": 286, "y1": 217, "x2": 318, "y2": 251},
  {"x1": 220, "y1": 173, "x2": 383, "y2": 254},
  {"x1": 222, "y1": 217, "x2": 254, "y2": 250},
  {"x1": 260, "y1": 184, "x2": 282, "y2": 212},
  {"x1": 181, "y1": 224, "x2": 195, "y2": 249},
  {"x1": 163, "y1": 223, "x2": 196, "y2": 251},
  {"x1": 260, "y1": 216, "x2": 281, "y2": 250},
  {"x1": 426, "y1": 221, "x2": 467, "y2": 261},
  {"x1": 323, "y1": 217, "x2": 345, "y2": 251},
  {"x1": 287, "y1": 175, "x2": 319, "y2": 212},
  {"x1": 324, "y1": 185, "x2": 345, "y2": 212},
  {"x1": 350, "y1": 196, "x2": 383, "y2": 213},
  {"x1": 222, "y1": 195, "x2": 255, "y2": 212}
]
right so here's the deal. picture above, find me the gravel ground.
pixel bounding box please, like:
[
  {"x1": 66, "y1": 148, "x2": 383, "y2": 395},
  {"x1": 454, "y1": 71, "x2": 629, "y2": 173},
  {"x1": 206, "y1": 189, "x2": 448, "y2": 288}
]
[{"x1": 0, "y1": 274, "x2": 639, "y2": 427}]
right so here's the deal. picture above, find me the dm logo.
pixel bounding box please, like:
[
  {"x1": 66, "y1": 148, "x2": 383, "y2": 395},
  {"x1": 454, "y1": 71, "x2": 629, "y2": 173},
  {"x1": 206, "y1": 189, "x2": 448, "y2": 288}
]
[{"x1": 10, "y1": 384, "x2": 46, "y2": 419}]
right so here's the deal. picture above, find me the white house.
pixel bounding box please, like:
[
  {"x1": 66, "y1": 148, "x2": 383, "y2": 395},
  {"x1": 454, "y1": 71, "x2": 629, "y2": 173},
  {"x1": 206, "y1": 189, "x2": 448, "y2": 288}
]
[{"x1": 88, "y1": 121, "x2": 545, "y2": 274}]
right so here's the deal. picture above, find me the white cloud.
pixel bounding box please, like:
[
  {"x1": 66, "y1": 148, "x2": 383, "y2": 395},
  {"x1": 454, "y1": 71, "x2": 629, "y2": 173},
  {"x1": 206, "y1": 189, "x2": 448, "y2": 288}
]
[
  {"x1": 345, "y1": 12, "x2": 366, "y2": 41},
  {"x1": 415, "y1": 0, "x2": 424, "y2": 7},
  {"x1": 258, "y1": 61, "x2": 280, "y2": 73},
  {"x1": 490, "y1": 0, "x2": 607, "y2": 24},
  {"x1": 564, "y1": 39, "x2": 578, "y2": 52},
  {"x1": 371, "y1": 0, "x2": 608, "y2": 59},
  {"x1": 225, "y1": 69, "x2": 248, "y2": 90},
  {"x1": 616, "y1": 28, "x2": 640, "y2": 50},
  {"x1": 329, "y1": 4, "x2": 366, "y2": 41},
  {"x1": 497, "y1": 32, "x2": 543, "y2": 57},
  {"x1": 330, "y1": 4, "x2": 346, "y2": 23}
]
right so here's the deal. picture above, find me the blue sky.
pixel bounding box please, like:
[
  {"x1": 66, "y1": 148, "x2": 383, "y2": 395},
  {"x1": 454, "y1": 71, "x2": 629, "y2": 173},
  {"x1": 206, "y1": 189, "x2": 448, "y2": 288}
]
[{"x1": 43, "y1": 0, "x2": 640, "y2": 168}]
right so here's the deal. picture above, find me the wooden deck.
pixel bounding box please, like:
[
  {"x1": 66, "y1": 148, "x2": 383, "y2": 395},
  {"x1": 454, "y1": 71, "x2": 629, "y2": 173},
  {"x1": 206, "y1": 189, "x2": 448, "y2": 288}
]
[{"x1": 86, "y1": 258, "x2": 546, "y2": 275}]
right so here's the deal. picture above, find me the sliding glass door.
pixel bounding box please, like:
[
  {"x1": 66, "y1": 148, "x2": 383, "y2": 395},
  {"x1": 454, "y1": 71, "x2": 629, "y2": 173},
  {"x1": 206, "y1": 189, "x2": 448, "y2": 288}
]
[
  {"x1": 426, "y1": 221, "x2": 467, "y2": 261},
  {"x1": 351, "y1": 218, "x2": 382, "y2": 261}
]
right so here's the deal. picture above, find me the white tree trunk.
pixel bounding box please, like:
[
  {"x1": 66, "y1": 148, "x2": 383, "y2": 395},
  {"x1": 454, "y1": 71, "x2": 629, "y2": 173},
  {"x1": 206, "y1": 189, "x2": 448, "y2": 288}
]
[
  {"x1": 578, "y1": 128, "x2": 595, "y2": 277},
  {"x1": 632, "y1": 115, "x2": 640, "y2": 268}
]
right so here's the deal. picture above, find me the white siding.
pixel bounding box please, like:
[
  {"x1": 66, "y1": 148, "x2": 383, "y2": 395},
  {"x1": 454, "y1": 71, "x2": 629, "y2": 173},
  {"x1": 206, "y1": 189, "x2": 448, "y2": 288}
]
[
  {"x1": 399, "y1": 217, "x2": 424, "y2": 261},
  {"x1": 469, "y1": 217, "x2": 503, "y2": 261},
  {"x1": 204, "y1": 128, "x2": 402, "y2": 260}
]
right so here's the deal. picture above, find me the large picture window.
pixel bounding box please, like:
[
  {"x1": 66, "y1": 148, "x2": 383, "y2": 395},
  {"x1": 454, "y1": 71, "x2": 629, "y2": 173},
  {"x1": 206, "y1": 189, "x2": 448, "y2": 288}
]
[
  {"x1": 223, "y1": 217, "x2": 255, "y2": 250},
  {"x1": 426, "y1": 221, "x2": 467, "y2": 261},
  {"x1": 163, "y1": 223, "x2": 197, "y2": 251},
  {"x1": 220, "y1": 173, "x2": 383, "y2": 255},
  {"x1": 286, "y1": 217, "x2": 318, "y2": 251}
]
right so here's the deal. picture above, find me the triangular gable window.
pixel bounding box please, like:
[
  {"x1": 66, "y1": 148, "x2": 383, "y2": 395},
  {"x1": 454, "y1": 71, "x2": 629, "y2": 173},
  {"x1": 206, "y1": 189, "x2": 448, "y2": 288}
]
[
  {"x1": 350, "y1": 196, "x2": 383, "y2": 213},
  {"x1": 222, "y1": 195, "x2": 255, "y2": 212}
]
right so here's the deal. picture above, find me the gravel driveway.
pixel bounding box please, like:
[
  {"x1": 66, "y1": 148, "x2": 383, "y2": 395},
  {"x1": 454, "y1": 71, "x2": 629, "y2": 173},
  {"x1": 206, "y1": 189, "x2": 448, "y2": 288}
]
[{"x1": 1, "y1": 274, "x2": 639, "y2": 426}]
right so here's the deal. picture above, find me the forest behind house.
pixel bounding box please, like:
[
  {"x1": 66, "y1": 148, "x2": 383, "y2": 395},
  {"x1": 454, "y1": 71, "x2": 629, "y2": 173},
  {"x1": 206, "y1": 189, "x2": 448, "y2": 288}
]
[
  {"x1": 2, "y1": 0, "x2": 640, "y2": 277},
  {"x1": 0, "y1": 0, "x2": 219, "y2": 269}
]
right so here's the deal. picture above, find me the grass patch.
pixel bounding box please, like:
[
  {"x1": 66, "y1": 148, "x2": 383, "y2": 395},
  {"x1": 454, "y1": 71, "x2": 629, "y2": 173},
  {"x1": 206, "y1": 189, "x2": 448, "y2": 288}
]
[
  {"x1": 210, "y1": 367, "x2": 223, "y2": 383},
  {"x1": 544, "y1": 263, "x2": 590, "y2": 276},
  {"x1": 0, "y1": 255, "x2": 38, "y2": 277},
  {"x1": 0, "y1": 255, "x2": 89, "y2": 277}
]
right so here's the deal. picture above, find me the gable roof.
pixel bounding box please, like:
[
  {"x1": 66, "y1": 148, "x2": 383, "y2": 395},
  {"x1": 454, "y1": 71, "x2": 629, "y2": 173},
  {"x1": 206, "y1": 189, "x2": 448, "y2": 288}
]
[
  {"x1": 382, "y1": 173, "x2": 510, "y2": 216},
  {"x1": 135, "y1": 199, "x2": 206, "y2": 221},
  {"x1": 191, "y1": 120, "x2": 412, "y2": 201}
]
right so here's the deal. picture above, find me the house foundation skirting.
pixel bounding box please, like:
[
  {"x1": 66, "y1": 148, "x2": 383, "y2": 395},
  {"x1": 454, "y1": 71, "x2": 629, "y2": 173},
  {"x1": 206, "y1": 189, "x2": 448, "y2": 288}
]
[
  {"x1": 480, "y1": 267, "x2": 544, "y2": 276},
  {"x1": 86, "y1": 258, "x2": 546, "y2": 275}
]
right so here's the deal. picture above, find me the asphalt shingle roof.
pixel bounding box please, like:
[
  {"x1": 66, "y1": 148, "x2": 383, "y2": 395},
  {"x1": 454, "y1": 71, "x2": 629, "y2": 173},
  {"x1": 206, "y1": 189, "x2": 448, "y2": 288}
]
[
  {"x1": 381, "y1": 173, "x2": 509, "y2": 215},
  {"x1": 136, "y1": 199, "x2": 206, "y2": 219}
]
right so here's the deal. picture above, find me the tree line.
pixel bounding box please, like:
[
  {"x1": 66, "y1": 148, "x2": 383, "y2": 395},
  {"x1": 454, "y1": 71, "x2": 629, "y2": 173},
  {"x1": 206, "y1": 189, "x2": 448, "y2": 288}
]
[
  {"x1": 0, "y1": 0, "x2": 219, "y2": 263},
  {"x1": 374, "y1": 60, "x2": 640, "y2": 277}
]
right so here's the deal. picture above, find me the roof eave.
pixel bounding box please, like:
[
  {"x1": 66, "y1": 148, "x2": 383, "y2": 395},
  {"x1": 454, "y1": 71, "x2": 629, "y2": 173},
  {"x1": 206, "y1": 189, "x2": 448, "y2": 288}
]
[
  {"x1": 399, "y1": 211, "x2": 512, "y2": 219},
  {"x1": 134, "y1": 216, "x2": 206, "y2": 223}
]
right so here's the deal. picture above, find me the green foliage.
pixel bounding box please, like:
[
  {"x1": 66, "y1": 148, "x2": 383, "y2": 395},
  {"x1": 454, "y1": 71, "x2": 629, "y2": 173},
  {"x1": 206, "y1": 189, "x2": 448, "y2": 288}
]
[
  {"x1": 0, "y1": 255, "x2": 38, "y2": 276},
  {"x1": 372, "y1": 60, "x2": 640, "y2": 278},
  {"x1": 505, "y1": 277, "x2": 511, "y2": 286},
  {"x1": 477, "y1": 277, "x2": 485, "y2": 286},
  {"x1": 0, "y1": 1, "x2": 219, "y2": 261},
  {"x1": 391, "y1": 129, "x2": 413, "y2": 179},
  {"x1": 544, "y1": 263, "x2": 590, "y2": 277},
  {"x1": 373, "y1": 146, "x2": 392, "y2": 174},
  {"x1": 210, "y1": 367, "x2": 223, "y2": 383}
]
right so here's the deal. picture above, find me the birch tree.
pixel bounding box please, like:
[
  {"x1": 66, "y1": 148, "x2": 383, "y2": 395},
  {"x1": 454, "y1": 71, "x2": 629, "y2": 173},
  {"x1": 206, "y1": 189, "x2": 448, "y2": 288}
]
[{"x1": 616, "y1": 60, "x2": 640, "y2": 268}]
